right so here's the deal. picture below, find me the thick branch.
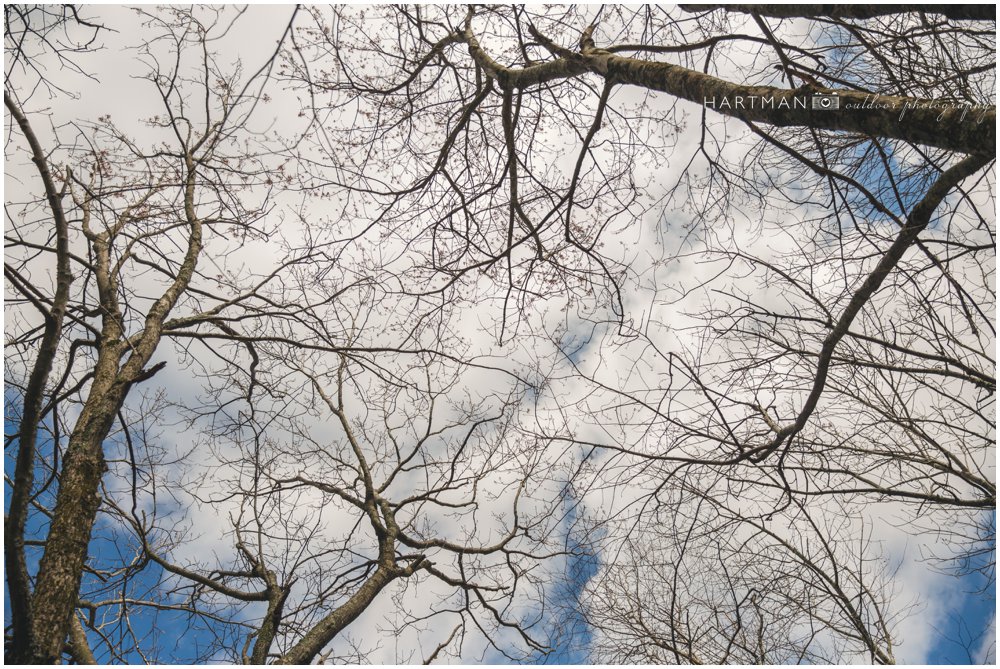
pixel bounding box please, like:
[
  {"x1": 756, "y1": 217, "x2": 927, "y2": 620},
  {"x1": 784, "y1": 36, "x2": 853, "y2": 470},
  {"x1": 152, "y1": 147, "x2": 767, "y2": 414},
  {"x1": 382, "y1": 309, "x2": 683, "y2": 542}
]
[
  {"x1": 687, "y1": 5, "x2": 996, "y2": 22},
  {"x1": 751, "y1": 152, "x2": 993, "y2": 460},
  {"x1": 467, "y1": 25, "x2": 995, "y2": 155},
  {"x1": 3, "y1": 90, "x2": 75, "y2": 663},
  {"x1": 67, "y1": 615, "x2": 96, "y2": 665},
  {"x1": 274, "y1": 565, "x2": 397, "y2": 665},
  {"x1": 600, "y1": 56, "x2": 994, "y2": 156}
]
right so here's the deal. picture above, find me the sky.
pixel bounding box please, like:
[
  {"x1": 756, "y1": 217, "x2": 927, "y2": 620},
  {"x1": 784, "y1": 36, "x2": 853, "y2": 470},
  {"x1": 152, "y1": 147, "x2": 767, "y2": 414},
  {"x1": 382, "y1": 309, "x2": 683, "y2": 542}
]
[{"x1": 4, "y1": 4, "x2": 995, "y2": 665}]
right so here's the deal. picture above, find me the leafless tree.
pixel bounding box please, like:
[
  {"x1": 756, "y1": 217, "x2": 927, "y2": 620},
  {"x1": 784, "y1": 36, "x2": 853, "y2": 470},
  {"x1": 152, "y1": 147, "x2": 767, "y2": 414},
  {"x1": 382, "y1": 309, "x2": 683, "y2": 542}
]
[
  {"x1": 581, "y1": 488, "x2": 901, "y2": 663},
  {"x1": 4, "y1": 5, "x2": 297, "y2": 662},
  {"x1": 6, "y1": 6, "x2": 575, "y2": 663},
  {"x1": 5, "y1": 4, "x2": 995, "y2": 665},
  {"x1": 285, "y1": 4, "x2": 994, "y2": 663}
]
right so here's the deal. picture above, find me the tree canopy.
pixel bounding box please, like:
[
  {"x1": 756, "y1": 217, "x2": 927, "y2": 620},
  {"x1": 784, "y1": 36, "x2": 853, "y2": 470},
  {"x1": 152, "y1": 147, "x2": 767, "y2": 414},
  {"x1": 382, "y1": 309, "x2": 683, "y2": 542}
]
[{"x1": 4, "y1": 4, "x2": 995, "y2": 664}]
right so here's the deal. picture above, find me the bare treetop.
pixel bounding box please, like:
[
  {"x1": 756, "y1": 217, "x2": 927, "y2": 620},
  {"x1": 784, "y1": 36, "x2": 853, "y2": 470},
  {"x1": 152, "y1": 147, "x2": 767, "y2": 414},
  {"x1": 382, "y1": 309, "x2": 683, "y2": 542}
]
[{"x1": 4, "y1": 5, "x2": 995, "y2": 665}]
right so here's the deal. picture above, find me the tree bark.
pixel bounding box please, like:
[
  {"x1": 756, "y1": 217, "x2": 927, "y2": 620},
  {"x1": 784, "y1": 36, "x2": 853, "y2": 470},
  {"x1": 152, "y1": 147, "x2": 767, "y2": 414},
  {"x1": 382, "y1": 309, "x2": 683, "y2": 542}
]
[
  {"x1": 20, "y1": 151, "x2": 203, "y2": 663},
  {"x1": 3, "y1": 90, "x2": 75, "y2": 663},
  {"x1": 599, "y1": 54, "x2": 994, "y2": 156},
  {"x1": 468, "y1": 22, "x2": 994, "y2": 156},
  {"x1": 28, "y1": 367, "x2": 127, "y2": 663},
  {"x1": 274, "y1": 566, "x2": 397, "y2": 665},
  {"x1": 685, "y1": 5, "x2": 995, "y2": 22},
  {"x1": 67, "y1": 615, "x2": 97, "y2": 665}
]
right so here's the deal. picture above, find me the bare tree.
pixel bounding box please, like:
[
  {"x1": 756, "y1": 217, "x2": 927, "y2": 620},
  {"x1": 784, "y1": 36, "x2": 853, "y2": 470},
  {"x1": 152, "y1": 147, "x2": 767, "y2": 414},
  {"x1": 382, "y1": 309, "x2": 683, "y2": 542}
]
[
  {"x1": 581, "y1": 488, "x2": 900, "y2": 664},
  {"x1": 4, "y1": 6, "x2": 301, "y2": 662},
  {"x1": 286, "y1": 4, "x2": 994, "y2": 663},
  {"x1": 286, "y1": 5, "x2": 992, "y2": 320},
  {"x1": 108, "y1": 346, "x2": 570, "y2": 664},
  {"x1": 5, "y1": 4, "x2": 995, "y2": 665},
  {"x1": 6, "y1": 6, "x2": 572, "y2": 663}
]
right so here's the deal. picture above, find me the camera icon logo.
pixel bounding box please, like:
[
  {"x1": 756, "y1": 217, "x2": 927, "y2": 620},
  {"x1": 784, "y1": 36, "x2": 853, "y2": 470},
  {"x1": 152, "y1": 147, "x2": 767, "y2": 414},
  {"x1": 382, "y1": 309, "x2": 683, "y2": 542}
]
[{"x1": 811, "y1": 93, "x2": 840, "y2": 110}]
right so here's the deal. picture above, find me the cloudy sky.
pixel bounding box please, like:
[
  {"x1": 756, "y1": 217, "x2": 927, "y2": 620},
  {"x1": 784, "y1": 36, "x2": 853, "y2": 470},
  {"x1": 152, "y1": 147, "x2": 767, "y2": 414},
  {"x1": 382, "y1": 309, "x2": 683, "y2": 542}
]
[{"x1": 4, "y1": 4, "x2": 994, "y2": 665}]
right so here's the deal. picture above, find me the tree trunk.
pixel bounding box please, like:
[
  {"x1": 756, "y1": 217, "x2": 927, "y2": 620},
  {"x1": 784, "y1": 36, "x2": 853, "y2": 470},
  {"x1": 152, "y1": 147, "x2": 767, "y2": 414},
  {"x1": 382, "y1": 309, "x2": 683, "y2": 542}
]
[{"x1": 27, "y1": 368, "x2": 127, "y2": 663}]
